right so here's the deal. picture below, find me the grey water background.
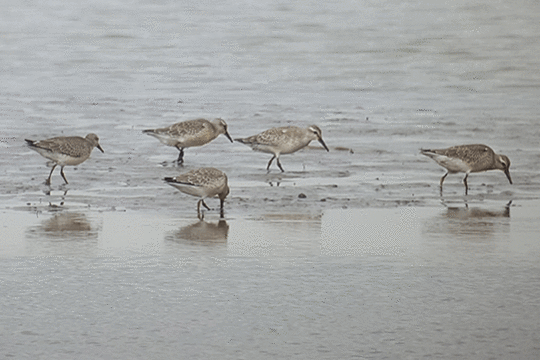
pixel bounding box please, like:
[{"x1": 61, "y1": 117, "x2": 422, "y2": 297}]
[{"x1": 1, "y1": 0, "x2": 540, "y2": 358}]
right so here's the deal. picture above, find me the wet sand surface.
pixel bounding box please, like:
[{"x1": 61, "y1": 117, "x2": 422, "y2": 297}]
[{"x1": 1, "y1": 0, "x2": 540, "y2": 358}]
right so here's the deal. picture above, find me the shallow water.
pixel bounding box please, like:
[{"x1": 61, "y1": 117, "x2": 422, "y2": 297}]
[
  {"x1": 2, "y1": 201, "x2": 540, "y2": 359},
  {"x1": 1, "y1": 0, "x2": 540, "y2": 358}
]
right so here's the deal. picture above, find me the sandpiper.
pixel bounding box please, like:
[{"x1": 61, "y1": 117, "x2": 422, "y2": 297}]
[
  {"x1": 420, "y1": 144, "x2": 512, "y2": 194},
  {"x1": 143, "y1": 118, "x2": 233, "y2": 164},
  {"x1": 164, "y1": 167, "x2": 229, "y2": 220},
  {"x1": 25, "y1": 133, "x2": 104, "y2": 185},
  {"x1": 235, "y1": 125, "x2": 329, "y2": 172}
]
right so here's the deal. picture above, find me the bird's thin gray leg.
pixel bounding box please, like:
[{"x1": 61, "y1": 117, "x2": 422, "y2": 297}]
[
  {"x1": 197, "y1": 199, "x2": 204, "y2": 220},
  {"x1": 60, "y1": 166, "x2": 69, "y2": 184},
  {"x1": 176, "y1": 147, "x2": 185, "y2": 165},
  {"x1": 201, "y1": 200, "x2": 211, "y2": 211},
  {"x1": 463, "y1": 174, "x2": 469, "y2": 195},
  {"x1": 439, "y1": 172, "x2": 449, "y2": 188},
  {"x1": 439, "y1": 172, "x2": 449, "y2": 196},
  {"x1": 220, "y1": 198, "x2": 225, "y2": 218},
  {"x1": 46, "y1": 164, "x2": 57, "y2": 185},
  {"x1": 276, "y1": 157, "x2": 284, "y2": 172},
  {"x1": 266, "y1": 155, "x2": 276, "y2": 171}
]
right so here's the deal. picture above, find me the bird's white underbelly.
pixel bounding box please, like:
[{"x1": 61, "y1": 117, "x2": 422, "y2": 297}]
[
  {"x1": 433, "y1": 154, "x2": 471, "y2": 173},
  {"x1": 34, "y1": 149, "x2": 84, "y2": 166},
  {"x1": 148, "y1": 133, "x2": 181, "y2": 147},
  {"x1": 168, "y1": 183, "x2": 209, "y2": 198},
  {"x1": 251, "y1": 142, "x2": 305, "y2": 155},
  {"x1": 149, "y1": 132, "x2": 214, "y2": 148}
]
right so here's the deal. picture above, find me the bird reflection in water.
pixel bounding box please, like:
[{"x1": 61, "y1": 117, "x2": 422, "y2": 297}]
[
  {"x1": 41, "y1": 188, "x2": 69, "y2": 212},
  {"x1": 27, "y1": 212, "x2": 97, "y2": 240},
  {"x1": 166, "y1": 220, "x2": 229, "y2": 246},
  {"x1": 444, "y1": 200, "x2": 511, "y2": 220},
  {"x1": 426, "y1": 200, "x2": 512, "y2": 240}
]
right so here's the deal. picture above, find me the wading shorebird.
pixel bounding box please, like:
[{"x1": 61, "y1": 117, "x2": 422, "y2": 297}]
[
  {"x1": 143, "y1": 118, "x2": 233, "y2": 164},
  {"x1": 164, "y1": 167, "x2": 229, "y2": 220},
  {"x1": 25, "y1": 133, "x2": 104, "y2": 185},
  {"x1": 235, "y1": 125, "x2": 329, "y2": 172},
  {"x1": 420, "y1": 144, "x2": 512, "y2": 195}
]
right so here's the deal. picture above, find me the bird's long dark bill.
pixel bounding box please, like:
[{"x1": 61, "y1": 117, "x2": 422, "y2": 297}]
[
  {"x1": 505, "y1": 169, "x2": 512, "y2": 184},
  {"x1": 318, "y1": 138, "x2": 329, "y2": 152},
  {"x1": 97, "y1": 144, "x2": 105, "y2": 153},
  {"x1": 225, "y1": 131, "x2": 234, "y2": 143}
]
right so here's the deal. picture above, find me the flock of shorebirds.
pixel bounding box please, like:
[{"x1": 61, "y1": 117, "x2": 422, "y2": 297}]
[{"x1": 25, "y1": 118, "x2": 513, "y2": 220}]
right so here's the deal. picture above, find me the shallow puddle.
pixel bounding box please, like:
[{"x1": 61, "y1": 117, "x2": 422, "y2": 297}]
[{"x1": 2, "y1": 199, "x2": 538, "y2": 261}]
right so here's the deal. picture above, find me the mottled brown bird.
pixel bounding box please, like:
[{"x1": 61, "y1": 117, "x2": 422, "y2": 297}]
[
  {"x1": 421, "y1": 144, "x2": 512, "y2": 194},
  {"x1": 26, "y1": 133, "x2": 104, "y2": 185},
  {"x1": 164, "y1": 167, "x2": 229, "y2": 220},
  {"x1": 143, "y1": 118, "x2": 233, "y2": 164},
  {"x1": 235, "y1": 125, "x2": 329, "y2": 172}
]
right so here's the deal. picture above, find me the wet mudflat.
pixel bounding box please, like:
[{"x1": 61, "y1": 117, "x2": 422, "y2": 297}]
[{"x1": 1, "y1": 0, "x2": 540, "y2": 358}]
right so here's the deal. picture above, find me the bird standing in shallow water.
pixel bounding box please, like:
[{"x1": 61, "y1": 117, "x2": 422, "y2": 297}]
[
  {"x1": 420, "y1": 144, "x2": 512, "y2": 195},
  {"x1": 164, "y1": 167, "x2": 229, "y2": 220},
  {"x1": 235, "y1": 125, "x2": 329, "y2": 172},
  {"x1": 143, "y1": 118, "x2": 233, "y2": 164},
  {"x1": 25, "y1": 133, "x2": 104, "y2": 185}
]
